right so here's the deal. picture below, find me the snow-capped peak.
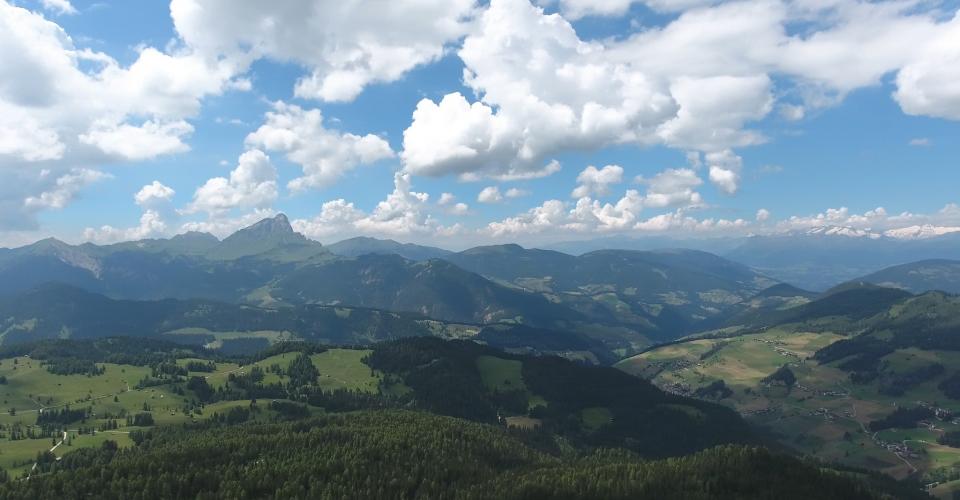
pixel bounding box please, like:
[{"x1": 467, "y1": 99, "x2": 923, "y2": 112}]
[
  {"x1": 803, "y1": 226, "x2": 881, "y2": 239},
  {"x1": 883, "y1": 224, "x2": 960, "y2": 240}
]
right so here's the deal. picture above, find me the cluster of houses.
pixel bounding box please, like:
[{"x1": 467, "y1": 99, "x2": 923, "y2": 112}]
[
  {"x1": 915, "y1": 400, "x2": 956, "y2": 422},
  {"x1": 753, "y1": 338, "x2": 805, "y2": 361},
  {"x1": 793, "y1": 383, "x2": 848, "y2": 398}
]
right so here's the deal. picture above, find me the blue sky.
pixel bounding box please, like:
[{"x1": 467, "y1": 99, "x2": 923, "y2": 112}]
[{"x1": 2, "y1": 0, "x2": 960, "y2": 248}]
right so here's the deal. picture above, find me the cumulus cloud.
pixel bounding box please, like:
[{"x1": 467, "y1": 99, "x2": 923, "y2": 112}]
[
  {"x1": 85, "y1": 180, "x2": 181, "y2": 244},
  {"x1": 23, "y1": 168, "x2": 110, "y2": 210},
  {"x1": 398, "y1": 0, "x2": 960, "y2": 192},
  {"x1": 135, "y1": 181, "x2": 176, "y2": 208},
  {"x1": 245, "y1": 102, "x2": 394, "y2": 191},
  {"x1": 0, "y1": 1, "x2": 245, "y2": 231},
  {"x1": 779, "y1": 104, "x2": 805, "y2": 121},
  {"x1": 170, "y1": 0, "x2": 476, "y2": 102},
  {"x1": 572, "y1": 165, "x2": 623, "y2": 198},
  {"x1": 185, "y1": 150, "x2": 278, "y2": 215},
  {"x1": 437, "y1": 192, "x2": 470, "y2": 214},
  {"x1": 79, "y1": 120, "x2": 193, "y2": 161},
  {"x1": 557, "y1": 0, "x2": 715, "y2": 18},
  {"x1": 894, "y1": 14, "x2": 960, "y2": 120},
  {"x1": 705, "y1": 150, "x2": 743, "y2": 195},
  {"x1": 485, "y1": 189, "x2": 746, "y2": 238},
  {"x1": 477, "y1": 186, "x2": 504, "y2": 204},
  {"x1": 756, "y1": 208, "x2": 771, "y2": 222},
  {"x1": 639, "y1": 168, "x2": 703, "y2": 208},
  {"x1": 39, "y1": 0, "x2": 76, "y2": 15},
  {"x1": 0, "y1": 2, "x2": 240, "y2": 164},
  {"x1": 84, "y1": 210, "x2": 170, "y2": 244},
  {"x1": 505, "y1": 188, "x2": 529, "y2": 199},
  {"x1": 438, "y1": 193, "x2": 457, "y2": 206},
  {"x1": 293, "y1": 173, "x2": 459, "y2": 241},
  {"x1": 450, "y1": 202, "x2": 471, "y2": 215}
]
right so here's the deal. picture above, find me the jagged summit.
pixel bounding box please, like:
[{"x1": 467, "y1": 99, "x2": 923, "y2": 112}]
[{"x1": 205, "y1": 214, "x2": 324, "y2": 261}]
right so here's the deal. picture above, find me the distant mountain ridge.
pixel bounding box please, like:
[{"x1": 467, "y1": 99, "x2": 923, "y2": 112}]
[
  {"x1": 444, "y1": 244, "x2": 776, "y2": 342},
  {"x1": 326, "y1": 236, "x2": 452, "y2": 261},
  {"x1": 855, "y1": 259, "x2": 960, "y2": 294},
  {"x1": 721, "y1": 230, "x2": 960, "y2": 290},
  {"x1": 0, "y1": 217, "x2": 780, "y2": 353}
]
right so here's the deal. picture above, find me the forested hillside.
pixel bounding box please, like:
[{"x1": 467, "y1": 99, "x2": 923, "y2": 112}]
[{"x1": 0, "y1": 411, "x2": 927, "y2": 499}]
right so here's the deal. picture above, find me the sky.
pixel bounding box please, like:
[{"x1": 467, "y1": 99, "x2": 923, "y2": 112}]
[{"x1": 1, "y1": 0, "x2": 959, "y2": 249}]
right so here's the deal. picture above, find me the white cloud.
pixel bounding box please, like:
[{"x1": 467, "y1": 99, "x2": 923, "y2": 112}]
[
  {"x1": 639, "y1": 168, "x2": 703, "y2": 208},
  {"x1": 438, "y1": 192, "x2": 457, "y2": 206},
  {"x1": 84, "y1": 210, "x2": 170, "y2": 244},
  {"x1": 485, "y1": 188, "x2": 748, "y2": 239},
  {"x1": 779, "y1": 104, "x2": 805, "y2": 121},
  {"x1": 450, "y1": 202, "x2": 471, "y2": 215},
  {"x1": 0, "y1": 1, "x2": 245, "y2": 230},
  {"x1": 185, "y1": 150, "x2": 278, "y2": 215},
  {"x1": 894, "y1": 14, "x2": 960, "y2": 120},
  {"x1": 756, "y1": 208, "x2": 770, "y2": 222},
  {"x1": 655, "y1": 75, "x2": 772, "y2": 151},
  {"x1": 557, "y1": 0, "x2": 715, "y2": 18},
  {"x1": 505, "y1": 188, "x2": 529, "y2": 198},
  {"x1": 293, "y1": 172, "x2": 459, "y2": 241},
  {"x1": 437, "y1": 192, "x2": 470, "y2": 215},
  {"x1": 135, "y1": 181, "x2": 176, "y2": 208},
  {"x1": 0, "y1": 3, "x2": 240, "y2": 164},
  {"x1": 571, "y1": 165, "x2": 623, "y2": 198},
  {"x1": 23, "y1": 168, "x2": 110, "y2": 210},
  {"x1": 170, "y1": 0, "x2": 476, "y2": 102},
  {"x1": 39, "y1": 0, "x2": 76, "y2": 15},
  {"x1": 477, "y1": 186, "x2": 503, "y2": 204},
  {"x1": 909, "y1": 137, "x2": 932, "y2": 147},
  {"x1": 79, "y1": 120, "x2": 193, "y2": 161},
  {"x1": 398, "y1": 0, "x2": 960, "y2": 193},
  {"x1": 245, "y1": 101, "x2": 394, "y2": 191},
  {"x1": 705, "y1": 150, "x2": 743, "y2": 195}
]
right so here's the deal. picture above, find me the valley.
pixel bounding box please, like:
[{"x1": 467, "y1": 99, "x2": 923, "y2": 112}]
[{"x1": 620, "y1": 289, "x2": 960, "y2": 497}]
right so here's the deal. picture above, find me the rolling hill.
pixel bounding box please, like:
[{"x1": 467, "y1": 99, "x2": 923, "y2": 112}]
[
  {"x1": 857, "y1": 260, "x2": 960, "y2": 294},
  {"x1": 326, "y1": 236, "x2": 452, "y2": 260},
  {"x1": 0, "y1": 284, "x2": 622, "y2": 361},
  {"x1": 619, "y1": 287, "x2": 960, "y2": 489},
  {"x1": 443, "y1": 244, "x2": 777, "y2": 342},
  {"x1": 723, "y1": 231, "x2": 960, "y2": 291}
]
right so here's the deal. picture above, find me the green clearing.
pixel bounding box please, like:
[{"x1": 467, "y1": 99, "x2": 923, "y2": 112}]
[
  {"x1": 56, "y1": 431, "x2": 134, "y2": 458},
  {"x1": 310, "y1": 349, "x2": 381, "y2": 393},
  {"x1": 0, "y1": 438, "x2": 52, "y2": 478},
  {"x1": 476, "y1": 355, "x2": 525, "y2": 392},
  {"x1": 0, "y1": 357, "x2": 151, "y2": 415},
  {"x1": 580, "y1": 407, "x2": 612, "y2": 431},
  {"x1": 163, "y1": 328, "x2": 299, "y2": 350}
]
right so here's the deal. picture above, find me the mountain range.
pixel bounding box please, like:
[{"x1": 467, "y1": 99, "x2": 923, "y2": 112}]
[
  {"x1": 0, "y1": 215, "x2": 777, "y2": 356},
  {"x1": 5, "y1": 214, "x2": 960, "y2": 362}
]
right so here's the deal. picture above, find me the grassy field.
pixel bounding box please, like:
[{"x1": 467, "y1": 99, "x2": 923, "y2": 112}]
[
  {"x1": 0, "y1": 347, "x2": 392, "y2": 477},
  {"x1": 311, "y1": 349, "x2": 381, "y2": 393},
  {"x1": 619, "y1": 329, "x2": 960, "y2": 481},
  {"x1": 0, "y1": 357, "x2": 152, "y2": 416},
  {"x1": 0, "y1": 437, "x2": 53, "y2": 478},
  {"x1": 477, "y1": 355, "x2": 525, "y2": 391},
  {"x1": 580, "y1": 407, "x2": 612, "y2": 431}
]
